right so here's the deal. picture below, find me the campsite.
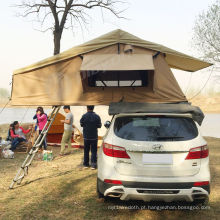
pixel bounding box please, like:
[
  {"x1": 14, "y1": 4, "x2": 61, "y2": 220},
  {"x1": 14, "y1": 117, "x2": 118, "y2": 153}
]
[
  {"x1": 0, "y1": 135, "x2": 219, "y2": 219},
  {"x1": 1, "y1": 0, "x2": 220, "y2": 219},
  {"x1": 0, "y1": 29, "x2": 219, "y2": 218}
]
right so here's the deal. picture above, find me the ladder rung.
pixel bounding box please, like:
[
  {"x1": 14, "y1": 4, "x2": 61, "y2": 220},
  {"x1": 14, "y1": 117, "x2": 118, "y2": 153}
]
[
  {"x1": 25, "y1": 162, "x2": 31, "y2": 167},
  {"x1": 14, "y1": 174, "x2": 24, "y2": 182}
]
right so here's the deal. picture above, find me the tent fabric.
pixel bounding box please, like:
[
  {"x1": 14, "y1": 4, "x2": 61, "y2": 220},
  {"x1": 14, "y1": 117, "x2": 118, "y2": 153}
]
[
  {"x1": 108, "y1": 102, "x2": 205, "y2": 125},
  {"x1": 11, "y1": 50, "x2": 187, "y2": 106},
  {"x1": 80, "y1": 54, "x2": 155, "y2": 71},
  {"x1": 13, "y1": 29, "x2": 212, "y2": 75},
  {"x1": 11, "y1": 29, "x2": 211, "y2": 106}
]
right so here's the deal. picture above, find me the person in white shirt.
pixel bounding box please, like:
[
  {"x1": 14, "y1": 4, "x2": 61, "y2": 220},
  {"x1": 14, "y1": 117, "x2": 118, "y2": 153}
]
[{"x1": 60, "y1": 106, "x2": 74, "y2": 156}]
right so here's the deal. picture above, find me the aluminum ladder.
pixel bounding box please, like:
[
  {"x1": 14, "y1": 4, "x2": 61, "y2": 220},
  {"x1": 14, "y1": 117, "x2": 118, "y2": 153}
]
[{"x1": 9, "y1": 106, "x2": 61, "y2": 189}]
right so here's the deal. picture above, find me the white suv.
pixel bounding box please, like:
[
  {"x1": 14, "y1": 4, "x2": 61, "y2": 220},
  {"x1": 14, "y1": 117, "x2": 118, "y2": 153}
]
[{"x1": 97, "y1": 113, "x2": 210, "y2": 203}]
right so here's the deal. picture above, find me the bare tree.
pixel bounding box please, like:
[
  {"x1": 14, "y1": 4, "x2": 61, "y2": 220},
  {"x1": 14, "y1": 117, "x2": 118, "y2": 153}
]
[
  {"x1": 15, "y1": 0, "x2": 126, "y2": 55},
  {"x1": 192, "y1": 0, "x2": 220, "y2": 64}
]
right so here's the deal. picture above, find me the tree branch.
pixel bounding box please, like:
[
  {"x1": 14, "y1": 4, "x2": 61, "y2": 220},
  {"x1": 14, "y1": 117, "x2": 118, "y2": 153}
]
[
  {"x1": 47, "y1": 0, "x2": 59, "y2": 29},
  {"x1": 14, "y1": 0, "x2": 127, "y2": 54}
]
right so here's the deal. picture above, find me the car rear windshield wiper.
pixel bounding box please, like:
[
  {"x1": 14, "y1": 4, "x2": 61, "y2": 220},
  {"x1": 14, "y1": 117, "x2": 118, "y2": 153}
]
[{"x1": 156, "y1": 136, "x2": 184, "y2": 140}]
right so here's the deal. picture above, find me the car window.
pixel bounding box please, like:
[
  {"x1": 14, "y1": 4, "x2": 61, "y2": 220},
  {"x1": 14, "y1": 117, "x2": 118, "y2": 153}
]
[{"x1": 114, "y1": 116, "x2": 198, "y2": 141}]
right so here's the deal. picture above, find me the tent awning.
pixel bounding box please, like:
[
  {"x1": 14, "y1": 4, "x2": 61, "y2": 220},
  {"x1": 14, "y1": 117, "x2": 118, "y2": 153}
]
[
  {"x1": 80, "y1": 54, "x2": 155, "y2": 71},
  {"x1": 13, "y1": 29, "x2": 212, "y2": 75}
]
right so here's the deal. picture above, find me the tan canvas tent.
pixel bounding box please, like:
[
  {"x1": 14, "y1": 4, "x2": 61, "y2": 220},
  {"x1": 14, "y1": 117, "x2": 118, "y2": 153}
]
[{"x1": 11, "y1": 29, "x2": 212, "y2": 106}]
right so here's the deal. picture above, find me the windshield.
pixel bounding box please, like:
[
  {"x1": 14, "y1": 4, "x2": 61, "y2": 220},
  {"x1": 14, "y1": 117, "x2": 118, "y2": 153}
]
[{"x1": 114, "y1": 115, "x2": 198, "y2": 141}]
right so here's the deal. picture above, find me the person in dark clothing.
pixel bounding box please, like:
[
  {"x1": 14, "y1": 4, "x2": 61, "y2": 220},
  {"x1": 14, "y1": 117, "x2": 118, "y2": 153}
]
[
  {"x1": 6, "y1": 124, "x2": 14, "y2": 142},
  {"x1": 80, "y1": 105, "x2": 101, "y2": 169},
  {"x1": 33, "y1": 114, "x2": 39, "y2": 131}
]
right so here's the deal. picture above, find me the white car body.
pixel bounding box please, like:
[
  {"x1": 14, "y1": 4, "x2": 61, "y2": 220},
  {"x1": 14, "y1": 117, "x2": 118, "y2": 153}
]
[{"x1": 97, "y1": 113, "x2": 210, "y2": 203}]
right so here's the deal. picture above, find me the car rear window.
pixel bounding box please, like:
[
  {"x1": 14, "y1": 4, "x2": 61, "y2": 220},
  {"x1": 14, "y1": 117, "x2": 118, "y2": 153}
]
[{"x1": 114, "y1": 115, "x2": 198, "y2": 141}]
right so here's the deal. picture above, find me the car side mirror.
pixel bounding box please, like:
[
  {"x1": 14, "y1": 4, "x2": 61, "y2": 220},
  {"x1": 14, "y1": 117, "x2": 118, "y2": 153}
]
[{"x1": 104, "y1": 121, "x2": 111, "y2": 129}]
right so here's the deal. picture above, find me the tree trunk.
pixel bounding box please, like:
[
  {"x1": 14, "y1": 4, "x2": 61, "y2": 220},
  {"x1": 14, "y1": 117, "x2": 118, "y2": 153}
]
[{"x1": 53, "y1": 30, "x2": 62, "y2": 55}]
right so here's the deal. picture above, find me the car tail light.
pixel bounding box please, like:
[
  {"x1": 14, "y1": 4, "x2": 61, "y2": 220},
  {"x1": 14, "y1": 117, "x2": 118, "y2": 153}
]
[
  {"x1": 104, "y1": 179, "x2": 122, "y2": 185},
  {"x1": 185, "y1": 145, "x2": 208, "y2": 160},
  {"x1": 193, "y1": 181, "x2": 209, "y2": 186},
  {"x1": 102, "y1": 142, "x2": 130, "y2": 159}
]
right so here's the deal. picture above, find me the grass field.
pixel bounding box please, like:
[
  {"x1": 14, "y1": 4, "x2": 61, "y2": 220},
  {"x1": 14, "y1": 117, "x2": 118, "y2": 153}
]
[{"x1": 0, "y1": 137, "x2": 220, "y2": 220}]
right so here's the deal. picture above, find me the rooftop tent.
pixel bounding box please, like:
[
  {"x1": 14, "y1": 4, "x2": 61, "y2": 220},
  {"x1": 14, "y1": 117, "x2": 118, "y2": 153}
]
[{"x1": 11, "y1": 29, "x2": 212, "y2": 106}]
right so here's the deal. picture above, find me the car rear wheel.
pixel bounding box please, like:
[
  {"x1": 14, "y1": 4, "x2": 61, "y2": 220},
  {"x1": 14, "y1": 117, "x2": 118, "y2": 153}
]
[
  {"x1": 97, "y1": 179, "x2": 105, "y2": 199},
  {"x1": 194, "y1": 196, "x2": 209, "y2": 206}
]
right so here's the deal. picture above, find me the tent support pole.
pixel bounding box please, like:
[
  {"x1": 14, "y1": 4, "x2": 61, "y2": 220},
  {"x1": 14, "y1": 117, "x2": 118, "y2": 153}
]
[
  {"x1": 117, "y1": 43, "x2": 120, "y2": 54},
  {"x1": 9, "y1": 106, "x2": 61, "y2": 189},
  {"x1": 153, "y1": 51, "x2": 161, "y2": 59}
]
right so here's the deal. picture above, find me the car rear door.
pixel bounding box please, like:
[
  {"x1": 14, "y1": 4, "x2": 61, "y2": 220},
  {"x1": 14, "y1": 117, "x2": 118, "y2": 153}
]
[{"x1": 110, "y1": 114, "x2": 206, "y2": 177}]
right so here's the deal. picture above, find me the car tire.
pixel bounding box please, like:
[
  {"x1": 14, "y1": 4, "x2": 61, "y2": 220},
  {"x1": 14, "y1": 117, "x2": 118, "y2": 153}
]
[
  {"x1": 97, "y1": 179, "x2": 105, "y2": 199},
  {"x1": 194, "y1": 196, "x2": 209, "y2": 206}
]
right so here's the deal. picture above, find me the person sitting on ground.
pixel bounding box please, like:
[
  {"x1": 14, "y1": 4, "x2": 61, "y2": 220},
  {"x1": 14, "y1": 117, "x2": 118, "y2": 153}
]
[
  {"x1": 10, "y1": 121, "x2": 32, "y2": 151},
  {"x1": 35, "y1": 107, "x2": 48, "y2": 150}
]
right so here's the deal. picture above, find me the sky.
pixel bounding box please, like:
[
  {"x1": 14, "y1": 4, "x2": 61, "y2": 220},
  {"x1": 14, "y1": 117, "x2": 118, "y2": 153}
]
[{"x1": 0, "y1": 0, "x2": 218, "y2": 96}]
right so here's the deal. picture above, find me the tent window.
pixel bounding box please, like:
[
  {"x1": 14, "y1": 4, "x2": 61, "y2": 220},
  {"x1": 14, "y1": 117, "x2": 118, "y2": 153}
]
[{"x1": 86, "y1": 70, "x2": 149, "y2": 87}]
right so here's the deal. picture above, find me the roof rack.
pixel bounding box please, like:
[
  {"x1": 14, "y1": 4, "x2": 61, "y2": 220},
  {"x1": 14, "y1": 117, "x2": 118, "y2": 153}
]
[{"x1": 108, "y1": 102, "x2": 204, "y2": 125}]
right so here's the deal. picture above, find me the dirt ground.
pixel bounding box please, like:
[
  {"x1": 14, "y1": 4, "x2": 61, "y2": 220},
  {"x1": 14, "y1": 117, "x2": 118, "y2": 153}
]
[{"x1": 0, "y1": 137, "x2": 219, "y2": 220}]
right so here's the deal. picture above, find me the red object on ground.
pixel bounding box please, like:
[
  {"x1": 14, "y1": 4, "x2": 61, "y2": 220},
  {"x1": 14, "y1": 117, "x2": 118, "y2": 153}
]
[{"x1": 46, "y1": 112, "x2": 84, "y2": 148}]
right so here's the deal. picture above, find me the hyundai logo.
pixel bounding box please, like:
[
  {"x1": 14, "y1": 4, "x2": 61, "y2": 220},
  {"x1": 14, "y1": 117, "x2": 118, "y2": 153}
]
[{"x1": 152, "y1": 144, "x2": 163, "y2": 151}]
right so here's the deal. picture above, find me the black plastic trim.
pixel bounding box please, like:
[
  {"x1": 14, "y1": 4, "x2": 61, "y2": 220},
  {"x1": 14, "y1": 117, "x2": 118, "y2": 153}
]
[{"x1": 97, "y1": 178, "x2": 121, "y2": 194}]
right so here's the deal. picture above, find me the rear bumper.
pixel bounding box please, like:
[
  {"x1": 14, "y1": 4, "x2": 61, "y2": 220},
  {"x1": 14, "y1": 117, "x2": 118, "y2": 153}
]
[{"x1": 97, "y1": 178, "x2": 210, "y2": 202}]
